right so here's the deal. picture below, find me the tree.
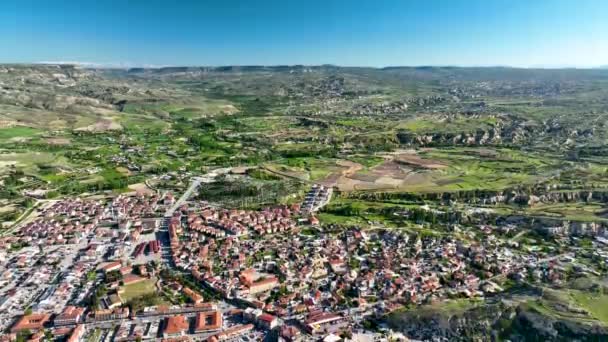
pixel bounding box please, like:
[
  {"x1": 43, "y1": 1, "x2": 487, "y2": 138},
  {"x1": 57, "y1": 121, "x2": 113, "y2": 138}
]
[
  {"x1": 87, "y1": 270, "x2": 97, "y2": 281},
  {"x1": 15, "y1": 329, "x2": 31, "y2": 342},
  {"x1": 44, "y1": 329, "x2": 53, "y2": 341}
]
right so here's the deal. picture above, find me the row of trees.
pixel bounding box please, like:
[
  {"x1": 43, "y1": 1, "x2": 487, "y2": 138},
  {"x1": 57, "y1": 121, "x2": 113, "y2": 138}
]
[{"x1": 324, "y1": 202, "x2": 467, "y2": 226}]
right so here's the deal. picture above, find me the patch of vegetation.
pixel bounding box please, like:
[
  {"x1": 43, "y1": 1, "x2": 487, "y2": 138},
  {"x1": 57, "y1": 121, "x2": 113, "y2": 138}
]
[
  {"x1": 120, "y1": 277, "x2": 157, "y2": 302},
  {"x1": 0, "y1": 127, "x2": 41, "y2": 141}
]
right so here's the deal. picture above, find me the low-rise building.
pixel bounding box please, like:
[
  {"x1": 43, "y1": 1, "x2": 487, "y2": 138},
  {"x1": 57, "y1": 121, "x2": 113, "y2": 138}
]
[
  {"x1": 194, "y1": 311, "x2": 222, "y2": 333},
  {"x1": 303, "y1": 312, "x2": 347, "y2": 335},
  {"x1": 54, "y1": 306, "x2": 86, "y2": 326},
  {"x1": 11, "y1": 313, "x2": 51, "y2": 333},
  {"x1": 257, "y1": 313, "x2": 278, "y2": 329},
  {"x1": 67, "y1": 324, "x2": 85, "y2": 342},
  {"x1": 163, "y1": 315, "x2": 190, "y2": 338},
  {"x1": 183, "y1": 287, "x2": 204, "y2": 304},
  {"x1": 87, "y1": 308, "x2": 129, "y2": 322},
  {"x1": 249, "y1": 276, "x2": 279, "y2": 294},
  {"x1": 208, "y1": 324, "x2": 254, "y2": 342}
]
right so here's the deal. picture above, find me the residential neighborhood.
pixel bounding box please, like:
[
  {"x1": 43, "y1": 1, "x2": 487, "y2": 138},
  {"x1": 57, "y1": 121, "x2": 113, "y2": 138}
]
[{"x1": 3, "y1": 170, "x2": 608, "y2": 342}]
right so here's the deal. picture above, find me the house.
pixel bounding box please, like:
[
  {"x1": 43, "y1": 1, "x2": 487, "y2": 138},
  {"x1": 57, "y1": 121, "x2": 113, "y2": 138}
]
[
  {"x1": 107, "y1": 293, "x2": 123, "y2": 309},
  {"x1": 67, "y1": 324, "x2": 86, "y2": 342},
  {"x1": 163, "y1": 315, "x2": 190, "y2": 338},
  {"x1": 256, "y1": 313, "x2": 278, "y2": 329},
  {"x1": 183, "y1": 287, "x2": 204, "y2": 304},
  {"x1": 309, "y1": 216, "x2": 320, "y2": 226},
  {"x1": 122, "y1": 274, "x2": 146, "y2": 286},
  {"x1": 54, "y1": 306, "x2": 86, "y2": 326},
  {"x1": 10, "y1": 313, "x2": 51, "y2": 333},
  {"x1": 243, "y1": 308, "x2": 262, "y2": 323},
  {"x1": 119, "y1": 266, "x2": 133, "y2": 275},
  {"x1": 239, "y1": 269, "x2": 256, "y2": 285},
  {"x1": 99, "y1": 261, "x2": 122, "y2": 273},
  {"x1": 207, "y1": 324, "x2": 254, "y2": 342},
  {"x1": 249, "y1": 276, "x2": 279, "y2": 294},
  {"x1": 303, "y1": 312, "x2": 347, "y2": 335},
  {"x1": 280, "y1": 325, "x2": 302, "y2": 341}
]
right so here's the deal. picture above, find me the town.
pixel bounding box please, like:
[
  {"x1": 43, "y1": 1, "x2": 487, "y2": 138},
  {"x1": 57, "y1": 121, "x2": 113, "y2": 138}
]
[
  {"x1": 2, "y1": 168, "x2": 608, "y2": 342},
  {"x1": 2, "y1": 48, "x2": 608, "y2": 340}
]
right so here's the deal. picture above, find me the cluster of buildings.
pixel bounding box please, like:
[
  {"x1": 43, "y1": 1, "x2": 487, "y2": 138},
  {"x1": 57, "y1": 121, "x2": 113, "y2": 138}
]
[
  {"x1": 161, "y1": 309, "x2": 223, "y2": 338},
  {"x1": 0, "y1": 184, "x2": 296, "y2": 341},
  {"x1": 1, "y1": 198, "x2": 105, "y2": 246},
  {"x1": 109, "y1": 193, "x2": 166, "y2": 221},
  {"x1": 0, "y1": 192, "x2": 175, "y2": 340},
  {"x1": 0, "y1": 193, "x2": 170, "y2": 249},
  {"x1": 168, "y1": 203, "x2": 301, "y2": 269},
  {"x1": 538, "y1": 220, "x2": 608, "y2": 237},
  {"x1": 114, "y1": 320, "x2": 157, "y2": 341},
  {"x1": 3, "y1": 296, "x2": 262, "y2": 341},
  {"x1": 6, "y1": 174, "x2": 608, "y2": 341},
  {"x1": 109, "y1": 154, "x2": 141, "y2": 172},
  {"x1": 167, "y1": 204, "x2": 354, "y2": 339},
  {"x1": 183, "y1": 205, "x2": 300, "y2": 239},
  {"x1": 0, "y1": 241, "x2": 103, "y2": 333},
  {"x1": 166, "y1": 202, "x2": 608, "y2": 341},
  {"x1": 302, "y1": 184, "x2": 332, "y2": 213}
]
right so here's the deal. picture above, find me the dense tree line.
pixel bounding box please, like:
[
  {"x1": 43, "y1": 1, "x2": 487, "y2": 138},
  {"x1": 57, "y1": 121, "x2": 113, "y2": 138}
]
[{"x1": 323, "y1": 202, "x2": 464, "y2": 225}]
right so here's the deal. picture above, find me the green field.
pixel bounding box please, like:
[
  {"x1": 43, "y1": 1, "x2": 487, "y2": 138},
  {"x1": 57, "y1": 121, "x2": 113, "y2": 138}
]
[
  {"x1": 120, "y1": 277, "x2": 157, "y2": 302},
  {"x1": 523, "y1": 287, "x2": 608, "y2": 326},
  {"x1": 570, "y1": 290, "x2": 608, "y2": 324},
  {"x1": 0, "y1": 127, "x2": 41, "y2": 141},
  {"x1": 414, "y1": 147, "x2": 559, "y2": 191}
]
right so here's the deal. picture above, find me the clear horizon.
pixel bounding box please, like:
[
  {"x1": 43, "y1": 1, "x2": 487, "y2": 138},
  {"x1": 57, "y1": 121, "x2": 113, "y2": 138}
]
[
  {"x1": 28, "y1": 62, "x2": 608, "y2": 70},
  {"x1": 2, "y1": 0, "x2": 607, "y2": 68}
]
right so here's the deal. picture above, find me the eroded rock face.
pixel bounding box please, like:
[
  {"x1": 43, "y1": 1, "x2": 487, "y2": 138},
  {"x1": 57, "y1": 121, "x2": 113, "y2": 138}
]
[
  {"x1": 467, "y1": 190, "x2": 608, "y2": 206},
  {"x1": 396, "y1": 128, "x2": 508, "y2": 146},
  {"x1": 0, "y1": 65, "x2": 118, "y2": 113},
  {"x1": 386, "y1": 303, "x2": 507, "y2": 341},
  {"x1": 349, "y1": 101, "x2": 408, "y2": 115},
  {"x1": 386, "y1": 299, "x2": 608, "y2": 341},
  {"x1": 514, "y1": 308, "x2": 608, "y2": 341},
  {"x1": 396, "y1": 115, "x2": 596, "y2": 147},
  {"x1": 0, "y1": 64, "x2": 186, "y2": 129}
]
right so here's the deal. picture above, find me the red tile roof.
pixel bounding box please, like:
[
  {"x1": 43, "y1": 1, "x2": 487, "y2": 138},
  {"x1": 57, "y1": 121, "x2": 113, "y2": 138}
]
[
  {"x1": 11, "y1": 313, "x2": 51, "y2": 332},
  {"x1": 164, "y1": 315, "x2": 189, "y2": 336},
  {"x1": 194, "y1": 311, "x2": 222, "y2": 332}
]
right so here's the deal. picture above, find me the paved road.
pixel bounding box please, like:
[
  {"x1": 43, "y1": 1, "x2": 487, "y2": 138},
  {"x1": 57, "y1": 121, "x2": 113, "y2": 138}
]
[
  {"x1": 260, "y1": 165, "x2": 311, "y2": 184},
  {"x1": 537, "y1": 252, "x2": 573, "y2": 264},
  {"x1": 509, "y1": 230, "x2": 527, "y2": 242},
  {"x1": 0, "y1": 199, "x2": 49, "y2": 237},
  {"x1": 84, "y1": 303, "x2": 239, "y2": 330},
  {"x1": 164, "y1": 177, "x2": 202, "y2": 218}
]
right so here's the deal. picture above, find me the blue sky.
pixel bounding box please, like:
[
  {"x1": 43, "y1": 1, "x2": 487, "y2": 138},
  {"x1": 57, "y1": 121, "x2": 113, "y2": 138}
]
[{"x1": 1, "y1": 0, "x2": 607, "y2": 67}]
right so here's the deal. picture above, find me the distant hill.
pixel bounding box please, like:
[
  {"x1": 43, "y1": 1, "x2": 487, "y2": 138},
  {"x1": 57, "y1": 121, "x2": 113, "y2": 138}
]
[
  {"x1": 102, "y1": 64, "x2": 608, "y2": 84},
  {"x1": 2, "y1": 63, "x2": 608, "y2": 132}
]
